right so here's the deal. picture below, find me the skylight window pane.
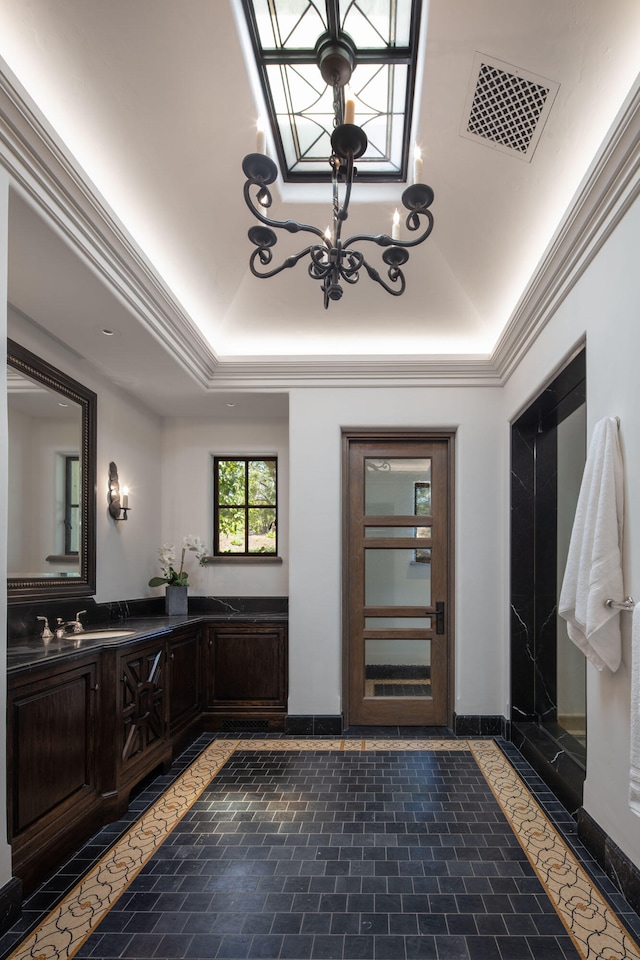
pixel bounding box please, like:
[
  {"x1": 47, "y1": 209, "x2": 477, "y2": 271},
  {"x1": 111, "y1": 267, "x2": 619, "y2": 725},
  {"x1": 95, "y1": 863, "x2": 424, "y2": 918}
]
[
  {"x1": 254, "y1": 0, "x2": 327, "y2": 51},
  {"x1": 295, "y1": 116, "x2": 333, "y2": 160},
  {"x1": 285, "y1": 64, "x2": 328, "y2": 113},
  {"x1": 340, "y1": 0, "x2": 413, "y2": 48},
  {"x1": 355, "y1": 64, "x2": 391, "y2": 114},
  {"x1": 265, "y1": 64, "x2": 291, "y2": 114}
]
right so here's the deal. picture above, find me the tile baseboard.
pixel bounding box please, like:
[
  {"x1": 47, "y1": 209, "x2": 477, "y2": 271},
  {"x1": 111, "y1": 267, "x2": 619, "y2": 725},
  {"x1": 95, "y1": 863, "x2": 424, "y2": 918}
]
[
  {"x1": 284, "y1": 714, "x2": 343, "y2": 736},
  {"x1": 453, "y1": 713, "x2": 507, "y2": 737},
  {"x1": 577, "y1": 806, "x2": 640, "y2": 916},
  {"x1": 0, "y1": 876, "x2": 22, "y2": 934}
]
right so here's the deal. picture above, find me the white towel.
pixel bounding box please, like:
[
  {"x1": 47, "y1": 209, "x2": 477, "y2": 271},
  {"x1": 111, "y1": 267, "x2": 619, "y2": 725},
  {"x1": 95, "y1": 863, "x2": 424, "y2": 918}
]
[
  {"x1": 558, "y1": 416, "x2": 624, "y2": 672},
  {"x1": 631, "y1": 605, "x2": 640, "y2": 815}
]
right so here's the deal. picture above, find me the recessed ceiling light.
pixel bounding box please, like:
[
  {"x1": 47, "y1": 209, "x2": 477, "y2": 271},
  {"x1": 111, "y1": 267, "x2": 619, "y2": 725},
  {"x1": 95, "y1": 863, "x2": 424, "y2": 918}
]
[
  {"x1": 226, "y1": 402, "x2": 236, "y2": 408},
  {"x1": 102, "y1": 328, "x2": 116, "y2": 336},
  {"x1": 58, "y1": 401, "x2": 68, "y2": 407}
]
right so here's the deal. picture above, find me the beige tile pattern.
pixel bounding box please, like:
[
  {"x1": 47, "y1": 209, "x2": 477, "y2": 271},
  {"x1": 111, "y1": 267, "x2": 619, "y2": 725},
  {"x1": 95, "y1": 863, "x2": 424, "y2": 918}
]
[{"x1": 6, "y1": 737, "x2": 640, "y2": 960}]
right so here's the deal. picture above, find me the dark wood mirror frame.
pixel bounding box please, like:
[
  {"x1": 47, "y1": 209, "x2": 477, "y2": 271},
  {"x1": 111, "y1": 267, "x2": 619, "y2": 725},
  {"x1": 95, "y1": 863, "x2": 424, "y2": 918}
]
[{"x1": 7, "y1": 338, "x2": 97, "y2": 603}]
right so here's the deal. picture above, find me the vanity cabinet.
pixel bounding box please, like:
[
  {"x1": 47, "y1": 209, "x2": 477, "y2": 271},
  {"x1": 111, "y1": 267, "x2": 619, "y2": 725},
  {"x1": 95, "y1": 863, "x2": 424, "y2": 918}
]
[
  {"x1": 7, "y1": 652, "x2": 101, "y2": 892},
  {"x1": 168, "y1": 626, "x2": 202, "y2": 740},
  {"x1": 204, "y1": 622, "x2": 288, "y2": 729},
  {"x1": 8, "y1": 617, "x2": 287, "y2": 893}
]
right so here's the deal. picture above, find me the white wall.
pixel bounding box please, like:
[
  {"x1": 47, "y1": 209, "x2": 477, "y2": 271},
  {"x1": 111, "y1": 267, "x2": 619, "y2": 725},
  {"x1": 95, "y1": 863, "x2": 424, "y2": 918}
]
[
  {"x1": 504, "y1": 193, "x2": 640, "y2": 868},
  {"x1": 160, "y1": 416, "x2": 289, "y2": 597},
  {"x1": 288, "y1": 386, "x2": 508, "y2": 717}
]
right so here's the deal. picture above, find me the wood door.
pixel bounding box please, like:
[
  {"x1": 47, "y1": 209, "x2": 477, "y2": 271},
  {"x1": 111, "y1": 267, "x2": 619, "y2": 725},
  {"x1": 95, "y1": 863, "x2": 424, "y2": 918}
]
[{"x1": 344, "y1": 433, "x2": 452, "y2": 726}]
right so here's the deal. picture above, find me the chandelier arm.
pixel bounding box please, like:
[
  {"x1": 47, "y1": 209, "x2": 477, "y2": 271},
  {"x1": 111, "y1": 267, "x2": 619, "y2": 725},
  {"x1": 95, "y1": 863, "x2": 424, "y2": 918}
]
[
  {"x1": 243, "y1": 181, "x2": 327, "y2": 243},
  {"x1": 249, "y1": 245, "x2": 315, "y2": 280},
  {"x1": 343, "y1": 212, "x2": 434, "y2": 252},
  {"x1": 359, "y1": 256, "x2": 407, "y2": 297},
  {"x1": 336, "y1": 153, "x2": 355, "y2": 226}
]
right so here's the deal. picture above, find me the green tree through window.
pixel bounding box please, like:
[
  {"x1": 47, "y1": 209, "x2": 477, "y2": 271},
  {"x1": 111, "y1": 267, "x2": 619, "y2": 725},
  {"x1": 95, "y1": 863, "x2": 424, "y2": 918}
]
[{"x1": 214, "y1": 458, "x2": 277, "y2": 555}]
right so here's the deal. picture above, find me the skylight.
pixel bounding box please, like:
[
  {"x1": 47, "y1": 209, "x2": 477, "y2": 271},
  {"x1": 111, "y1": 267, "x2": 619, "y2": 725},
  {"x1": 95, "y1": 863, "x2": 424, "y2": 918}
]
[{"x1": 241, "y1": 0, "x2": 423, "y2": 182}]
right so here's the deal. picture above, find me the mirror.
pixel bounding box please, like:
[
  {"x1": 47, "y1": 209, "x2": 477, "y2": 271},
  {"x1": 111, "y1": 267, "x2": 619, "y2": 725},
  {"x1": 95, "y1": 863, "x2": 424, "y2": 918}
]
[{"x1": 7, "y1": 338, "x2": 96, "y2": 602}]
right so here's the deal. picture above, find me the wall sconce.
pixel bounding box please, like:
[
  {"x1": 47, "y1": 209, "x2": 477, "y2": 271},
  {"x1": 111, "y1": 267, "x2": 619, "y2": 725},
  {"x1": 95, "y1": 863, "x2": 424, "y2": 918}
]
[{"x1": 108, "y1": 461, "x2": 130, "y2": 521}]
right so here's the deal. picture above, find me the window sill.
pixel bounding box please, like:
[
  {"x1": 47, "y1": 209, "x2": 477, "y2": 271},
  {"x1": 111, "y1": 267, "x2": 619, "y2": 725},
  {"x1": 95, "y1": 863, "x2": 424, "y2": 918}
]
[{"x1": 203, "y1": 555, "x2": 283, "y2": 565}]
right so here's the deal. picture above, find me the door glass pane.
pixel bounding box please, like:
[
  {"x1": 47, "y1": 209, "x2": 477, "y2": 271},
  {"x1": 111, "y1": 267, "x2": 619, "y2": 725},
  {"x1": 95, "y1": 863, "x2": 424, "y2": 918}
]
[
  {"x1": 365, "y1": 526, "x2": 432, "y2": 538},
  {"x1": 365, "y1": 638, "x2": 432, "y2": 698},
  {"x1": 365, "y1": 617, "x2": 432, "y2": 629},
  {"x1": 365, "y1": 458, "x2": 431, "y2": 516},
  {"x1": 365, "y1": 549, "x2": 431, "y2": 606}
]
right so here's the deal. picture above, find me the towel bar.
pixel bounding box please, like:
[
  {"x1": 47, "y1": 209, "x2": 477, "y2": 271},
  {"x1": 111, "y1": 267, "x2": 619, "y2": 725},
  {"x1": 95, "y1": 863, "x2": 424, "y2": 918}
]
[{"x1": 605, "y1": 596, "x2": 635, "y2": 610}]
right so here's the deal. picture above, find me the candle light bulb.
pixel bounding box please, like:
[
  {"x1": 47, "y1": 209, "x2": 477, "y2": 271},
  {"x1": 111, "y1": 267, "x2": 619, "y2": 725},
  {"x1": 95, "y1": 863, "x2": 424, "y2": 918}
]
[
  {"x1": 413, "y1": 145, "x2": 423, "y2": 184},
  {"x1": 392, "y1": 208, "x2": 400, "y2": 241},
  {"x1": 256, "y1": 116, "x2": 266, "y2": 154},
  {"x1": 325, "y1": 225, "x2": 333, "y2": 245},
  {"x1": 344, "y1": 86, "x2": 355, "y2": 125},
  {"x1": 122, "y1": 486, "x2": 129, "y2": 509}
]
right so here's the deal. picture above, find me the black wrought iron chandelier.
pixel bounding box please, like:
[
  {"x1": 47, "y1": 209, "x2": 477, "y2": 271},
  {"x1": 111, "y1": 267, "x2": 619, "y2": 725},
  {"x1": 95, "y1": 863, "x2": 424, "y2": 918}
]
[{"x1": 241, "y1": 33, "x2": 435, "y2": 309}]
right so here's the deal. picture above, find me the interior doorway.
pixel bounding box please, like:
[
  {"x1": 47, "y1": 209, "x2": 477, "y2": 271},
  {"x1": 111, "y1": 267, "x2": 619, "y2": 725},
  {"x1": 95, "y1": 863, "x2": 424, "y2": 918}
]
[
  {"x1": 510, "y1": 348, "x2": 586, "y2": 807},
  {"x1": 342, "y1": 431, "x2": 454, "y2": 727}
]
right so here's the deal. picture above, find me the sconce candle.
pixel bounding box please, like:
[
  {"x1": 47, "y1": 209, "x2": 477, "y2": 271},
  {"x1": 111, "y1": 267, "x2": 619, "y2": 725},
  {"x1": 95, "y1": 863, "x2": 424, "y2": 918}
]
[
  {"x1": 122, "y1": 488, "x2": 129, "y2": 509},
  {"x1": 344, "y1": 90, "x2": 355, "y2": 125},
  {"x1": 413, "y1": 145, "x2": 423, "y2": 184},
  {"x1": 392, "y1": 208, "x2": 400, "y2": 241}
]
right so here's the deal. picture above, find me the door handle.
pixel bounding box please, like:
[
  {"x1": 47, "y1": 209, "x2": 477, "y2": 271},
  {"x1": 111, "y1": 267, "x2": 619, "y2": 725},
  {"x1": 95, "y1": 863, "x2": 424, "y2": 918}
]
[{"x1": 435, "y1": 601, "x2": 445, "y2": 634}]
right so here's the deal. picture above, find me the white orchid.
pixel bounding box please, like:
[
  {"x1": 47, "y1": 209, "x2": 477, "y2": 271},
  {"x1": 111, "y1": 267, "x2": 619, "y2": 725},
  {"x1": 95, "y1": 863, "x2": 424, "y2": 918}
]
[{"x1": 149, "y1": 536, "x2": 208, "y2": 587}]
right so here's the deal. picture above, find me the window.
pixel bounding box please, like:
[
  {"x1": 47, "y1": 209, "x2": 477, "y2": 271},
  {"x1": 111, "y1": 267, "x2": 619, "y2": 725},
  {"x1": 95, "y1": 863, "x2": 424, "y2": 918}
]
[
  {"x1": 64, "y1": 455, "x2": 80, "y2": 555},
  {"x1": 242, "y1": 0, "x2": 423, "y2": 181},
  {"x1": 214, "y1": 458, "x2": 277, "y2": 556}
]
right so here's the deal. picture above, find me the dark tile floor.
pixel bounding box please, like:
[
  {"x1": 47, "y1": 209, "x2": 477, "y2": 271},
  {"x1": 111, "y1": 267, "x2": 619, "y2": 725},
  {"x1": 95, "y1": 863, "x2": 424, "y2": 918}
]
[{"x1": 2, "y1": 734, "x2": 640, "y2": 960}]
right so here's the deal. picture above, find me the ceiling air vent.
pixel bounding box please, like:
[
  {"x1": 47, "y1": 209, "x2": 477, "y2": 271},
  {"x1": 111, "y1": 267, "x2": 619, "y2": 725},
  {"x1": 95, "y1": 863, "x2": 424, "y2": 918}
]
[{"x1": 460, "y1": 54, "x2": 559, "y2": 161}]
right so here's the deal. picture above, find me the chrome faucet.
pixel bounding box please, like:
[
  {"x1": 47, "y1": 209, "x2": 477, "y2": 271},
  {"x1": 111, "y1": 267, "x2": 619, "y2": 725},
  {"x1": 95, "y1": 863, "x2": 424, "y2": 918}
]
[
  {"x1": 54, "y1": 610, "x2": 86, "y2": 639},
  {"x1": 69, "y1": 610, "x2": 86, "y2": 634},
  {"x1": 37, "y1": 616, "x2": 53, "y2": 640}
]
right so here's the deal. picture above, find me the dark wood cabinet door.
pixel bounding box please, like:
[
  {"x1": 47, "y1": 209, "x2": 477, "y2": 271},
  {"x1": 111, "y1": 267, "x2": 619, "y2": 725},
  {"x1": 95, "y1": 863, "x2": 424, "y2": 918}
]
[
  {"x1": 168, "y1": 628, "x2": 201, "y2": 735},
  {"x1": 118, "y1": 640, "x2": 166, "y2": 772},
  {"x1": 8, "y1": 657, "x2": 98, "y2": 839},
  {"x1": 205, "y1": 623, "x2": 288, "y2": 721}
]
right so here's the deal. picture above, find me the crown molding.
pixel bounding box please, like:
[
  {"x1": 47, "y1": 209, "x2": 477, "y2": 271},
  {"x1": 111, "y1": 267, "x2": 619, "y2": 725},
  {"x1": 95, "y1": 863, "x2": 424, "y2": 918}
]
[
  {"x1": 0, "y1": 58, "x2": 218, "y2": 387},
  {"x1": 203, "y1": 353, "x2": 501, "y2": 388},
  {"x1": 0, "y1": 56, "x2": 637, "y2": 390},
  {"x1": 491, "y1": 76, "x2": 640, "y2": 382}
]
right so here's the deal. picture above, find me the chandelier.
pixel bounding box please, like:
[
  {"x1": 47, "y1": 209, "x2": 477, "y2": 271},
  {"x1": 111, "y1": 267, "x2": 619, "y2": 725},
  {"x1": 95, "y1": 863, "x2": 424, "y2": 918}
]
[{"x1": 241, "y1": 34, "x2": 435, "y2": 310}]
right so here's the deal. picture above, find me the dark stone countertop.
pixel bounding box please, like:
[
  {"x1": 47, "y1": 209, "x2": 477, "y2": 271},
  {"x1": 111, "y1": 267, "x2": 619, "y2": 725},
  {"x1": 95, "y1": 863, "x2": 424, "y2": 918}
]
[{"x1": 8, "y1": 611, "x2": 287, "y2": 673}]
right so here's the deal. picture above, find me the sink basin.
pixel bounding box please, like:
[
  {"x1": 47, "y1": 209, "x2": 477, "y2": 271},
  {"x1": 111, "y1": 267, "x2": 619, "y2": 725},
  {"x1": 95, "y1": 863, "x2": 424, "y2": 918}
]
[{"x1": 77, "y1": 629, "x2": 136, "y2": 640}]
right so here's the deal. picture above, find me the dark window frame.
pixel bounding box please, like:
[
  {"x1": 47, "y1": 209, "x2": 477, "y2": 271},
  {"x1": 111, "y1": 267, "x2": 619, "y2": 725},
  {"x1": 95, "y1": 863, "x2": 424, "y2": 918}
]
[
  {"x1": 214, "y1": 456, "x2": 278, "y2": 557},
  {"x1": 64, "y1": 454, "x2": 80, "y2": 556}
]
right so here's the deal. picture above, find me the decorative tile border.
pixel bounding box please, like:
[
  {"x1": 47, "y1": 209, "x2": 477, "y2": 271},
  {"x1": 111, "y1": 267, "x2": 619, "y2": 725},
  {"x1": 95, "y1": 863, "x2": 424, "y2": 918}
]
[
  {"x1": 471, "y1": 740, "x2": 640, "y2": 960},
  {"x1": 6, "y1": 738, "x2": 640, "y2": 960},
  {"x1": 6, "y1": 739, "x2": 238, "y2": 960}
]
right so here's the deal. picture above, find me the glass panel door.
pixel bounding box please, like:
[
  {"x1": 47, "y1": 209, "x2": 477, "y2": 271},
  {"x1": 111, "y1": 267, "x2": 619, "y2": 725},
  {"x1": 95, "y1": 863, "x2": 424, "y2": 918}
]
[{"x1": 345, "y1": 435, "x2": 451, "y2": 725}]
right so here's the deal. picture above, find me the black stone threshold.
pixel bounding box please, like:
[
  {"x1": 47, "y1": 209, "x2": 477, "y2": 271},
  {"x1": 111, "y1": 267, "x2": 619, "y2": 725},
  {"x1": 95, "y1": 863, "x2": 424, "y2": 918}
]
[{"x1": 511, "y1": 719, "x2": 586, "y2": 814}]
